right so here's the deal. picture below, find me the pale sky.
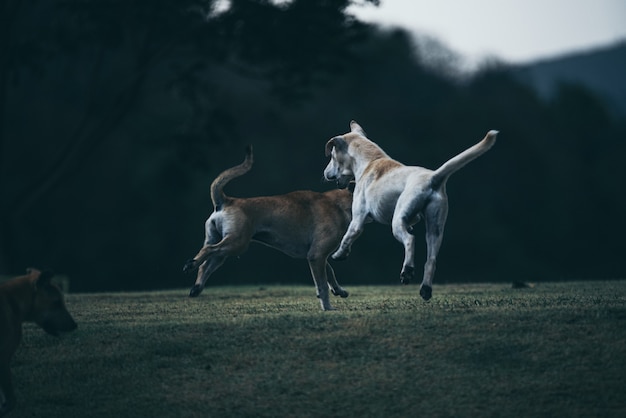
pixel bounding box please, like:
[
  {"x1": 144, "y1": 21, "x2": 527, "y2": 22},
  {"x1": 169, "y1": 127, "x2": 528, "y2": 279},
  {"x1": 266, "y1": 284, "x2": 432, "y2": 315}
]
[{"x1": 349, "y1": 0, "x2": 626, "y2": 67}]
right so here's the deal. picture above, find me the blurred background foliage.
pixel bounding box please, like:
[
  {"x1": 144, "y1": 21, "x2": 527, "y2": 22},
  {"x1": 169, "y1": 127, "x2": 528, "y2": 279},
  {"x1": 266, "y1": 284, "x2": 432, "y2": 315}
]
[{"x1": 1, "y1": 0, "x2": 624, "y2": 291}]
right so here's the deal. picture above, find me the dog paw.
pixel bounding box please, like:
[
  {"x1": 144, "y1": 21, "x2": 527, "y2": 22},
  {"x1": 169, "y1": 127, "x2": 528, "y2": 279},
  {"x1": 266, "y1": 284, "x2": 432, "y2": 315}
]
[
  {"x1": 183, "y1": 259, "x2": 197, "y2": 273},
  {"x1": 419, "y1": 285, "x2": 432, "y2": 301},
  {"x1": 331, "y1": 250, "x2": 349, "y2": 261},
  {"x1": 400, "y1": 266, "x2": 414, "y2": 285},
  {"x1": 331, "y1": 288, "x2": 349, "y2": 298},
  {"x1": 189, "y1": 285, "x2": 203, "y2": 297}
]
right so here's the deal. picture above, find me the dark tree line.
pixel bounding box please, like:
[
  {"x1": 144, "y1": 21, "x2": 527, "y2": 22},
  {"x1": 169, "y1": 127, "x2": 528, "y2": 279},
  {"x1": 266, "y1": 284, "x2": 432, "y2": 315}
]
[{"x1": 1, "y1": 0, "x2": 624, "y2": 291}]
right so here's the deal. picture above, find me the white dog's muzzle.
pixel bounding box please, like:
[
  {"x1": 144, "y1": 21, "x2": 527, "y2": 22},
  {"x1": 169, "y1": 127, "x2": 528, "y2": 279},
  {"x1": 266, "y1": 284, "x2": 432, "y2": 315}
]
[{"x1": 324, "y1": 173, "x2": 352, "y2": 189}]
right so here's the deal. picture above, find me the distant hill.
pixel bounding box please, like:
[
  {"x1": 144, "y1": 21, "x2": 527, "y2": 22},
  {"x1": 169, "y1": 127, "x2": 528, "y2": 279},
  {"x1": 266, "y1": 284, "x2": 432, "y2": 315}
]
[{"x1": 514, "y1": 41, "x2": 626, "y2": 117}]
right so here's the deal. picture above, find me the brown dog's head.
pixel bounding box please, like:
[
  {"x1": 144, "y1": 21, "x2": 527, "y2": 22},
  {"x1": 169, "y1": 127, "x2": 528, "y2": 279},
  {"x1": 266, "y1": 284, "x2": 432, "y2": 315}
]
[{"x1": 28, "y1": 269, "x2": 77, "y2": 336}]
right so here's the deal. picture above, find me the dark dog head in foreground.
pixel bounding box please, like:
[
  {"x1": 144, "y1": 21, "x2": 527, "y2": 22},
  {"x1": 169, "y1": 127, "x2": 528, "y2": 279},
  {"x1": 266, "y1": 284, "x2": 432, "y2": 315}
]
[
  {"x1": 27, "y1": 269, "x2": 78, "y2": 336},
  {"x1": 0, "y1": 268, "x2": 77, "y2": 416}
]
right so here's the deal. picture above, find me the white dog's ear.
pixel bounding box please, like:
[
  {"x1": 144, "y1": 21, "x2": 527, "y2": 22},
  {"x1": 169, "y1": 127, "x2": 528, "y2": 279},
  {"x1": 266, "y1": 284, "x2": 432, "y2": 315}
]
[
  {"x1": 350, "y1": 120, "x2": 366, "y2": 136},
  {"x1": 325, "y1": 136, "x2": 348, "y2": 157}
]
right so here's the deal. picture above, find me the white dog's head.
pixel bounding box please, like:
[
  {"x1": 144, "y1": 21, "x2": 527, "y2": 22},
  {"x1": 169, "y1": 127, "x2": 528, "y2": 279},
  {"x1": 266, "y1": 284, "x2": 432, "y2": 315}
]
[{"x1": 323, "y1": 121, "x2": 367, "y2": 189}]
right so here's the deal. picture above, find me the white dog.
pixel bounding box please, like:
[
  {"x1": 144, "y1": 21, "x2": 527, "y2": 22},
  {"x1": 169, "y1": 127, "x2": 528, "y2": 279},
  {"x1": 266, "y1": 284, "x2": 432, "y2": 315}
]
[{"x1": 323, "y1": 121, "x2": 498, "y2": 300}]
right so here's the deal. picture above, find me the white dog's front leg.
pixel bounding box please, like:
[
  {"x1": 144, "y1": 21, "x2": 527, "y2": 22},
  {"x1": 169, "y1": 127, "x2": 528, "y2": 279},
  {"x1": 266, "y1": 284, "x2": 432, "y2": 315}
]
[{"x1": 332, "y1": 218, "x2": 365, "y2": 260}]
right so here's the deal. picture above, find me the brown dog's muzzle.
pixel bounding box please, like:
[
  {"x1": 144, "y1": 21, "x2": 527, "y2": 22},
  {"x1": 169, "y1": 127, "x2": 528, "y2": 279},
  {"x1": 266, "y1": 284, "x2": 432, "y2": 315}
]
[{"x1": 39, "y1": 314, "x2": 78, "y2": 336}]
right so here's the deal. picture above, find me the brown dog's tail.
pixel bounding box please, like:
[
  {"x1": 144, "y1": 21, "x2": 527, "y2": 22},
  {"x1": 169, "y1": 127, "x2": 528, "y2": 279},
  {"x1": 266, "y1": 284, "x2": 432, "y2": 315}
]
[
  {"x1": 429, "y1": 130, "x2": 498, "y2": 190},
  {"x1": 210, "y1": 145, "x2": 253, "y2": 211}
]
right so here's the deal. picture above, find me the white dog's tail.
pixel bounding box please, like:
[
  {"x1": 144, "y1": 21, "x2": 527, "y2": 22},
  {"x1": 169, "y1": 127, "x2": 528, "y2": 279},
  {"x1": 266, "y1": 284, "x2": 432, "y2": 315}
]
[
  {"x1": 430, "y1": 130, "x2": 498, "y2": 190},
  {"x1": 210, "y1": 145, "x2": 253, "y2": 211}
]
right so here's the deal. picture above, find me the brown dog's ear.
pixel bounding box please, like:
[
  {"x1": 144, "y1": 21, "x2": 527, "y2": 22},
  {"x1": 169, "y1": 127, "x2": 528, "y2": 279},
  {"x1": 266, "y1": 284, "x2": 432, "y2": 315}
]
[
  {"x1": 350, "y1": 120, "x2": 366, "y2": 137},
  {"x1": 325, "y1": 136, "x2": 347, "y2": 157},
  {"x1": 35, "y1": 270, "x2": 55, "y2": 288}
]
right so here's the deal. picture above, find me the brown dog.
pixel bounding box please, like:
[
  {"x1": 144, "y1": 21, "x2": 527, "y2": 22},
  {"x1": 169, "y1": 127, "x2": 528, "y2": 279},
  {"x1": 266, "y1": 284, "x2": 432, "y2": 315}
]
[
  {"x1": 0, "y1": 268, "x2": 77, "y2": 416},
  {"x1": 183, "y1": 146, "x2": 353, "y2": 310}
]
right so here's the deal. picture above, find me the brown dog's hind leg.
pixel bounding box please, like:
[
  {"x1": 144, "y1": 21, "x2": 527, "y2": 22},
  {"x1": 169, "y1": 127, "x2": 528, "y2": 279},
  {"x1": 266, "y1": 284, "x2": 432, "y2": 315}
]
[
  {"x1": 189, "y1": 255, "x2": 228, "y2": 297},
  {"x1": 183, "y1": 243, "x2": 215, "y2": 273},
  {"x1": 187, "y1": 234, "x2": 251, "y2": 297}
]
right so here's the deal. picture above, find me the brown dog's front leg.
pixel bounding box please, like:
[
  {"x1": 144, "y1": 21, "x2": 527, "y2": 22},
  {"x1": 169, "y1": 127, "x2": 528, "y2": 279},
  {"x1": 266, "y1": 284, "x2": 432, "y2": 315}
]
[
  {"x1": 307, "y1": 258, "x2": 335, "y2": 311},
  {"x1": 326, "y1": 263, "x2": 349, "y2": 298}
]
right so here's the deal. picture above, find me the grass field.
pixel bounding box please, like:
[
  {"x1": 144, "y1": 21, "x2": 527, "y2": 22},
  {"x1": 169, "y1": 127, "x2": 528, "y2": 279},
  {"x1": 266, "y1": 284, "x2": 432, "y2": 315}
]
[{"x1": 11, "y1": 281, "x2": 626, "y2": 417}]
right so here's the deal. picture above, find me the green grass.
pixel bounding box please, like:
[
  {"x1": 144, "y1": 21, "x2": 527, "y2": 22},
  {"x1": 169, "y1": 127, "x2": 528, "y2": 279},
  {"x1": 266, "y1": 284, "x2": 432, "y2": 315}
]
[{"x1": 12, "y1": 281, "x2": 626, "y2": 417}]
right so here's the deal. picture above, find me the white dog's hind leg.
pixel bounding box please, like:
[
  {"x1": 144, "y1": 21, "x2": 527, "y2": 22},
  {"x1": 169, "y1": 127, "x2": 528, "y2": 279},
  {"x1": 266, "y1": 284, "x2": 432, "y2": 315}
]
[
  {"x1": 420, "y1": 200, "x2": 448, "y2": 300},
  {"x1": 392, "y1": 213, "x2": 417, "y2": 285},
  {"x1": 392, "y1": 190, "x2": 429, "y2": 284}
]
